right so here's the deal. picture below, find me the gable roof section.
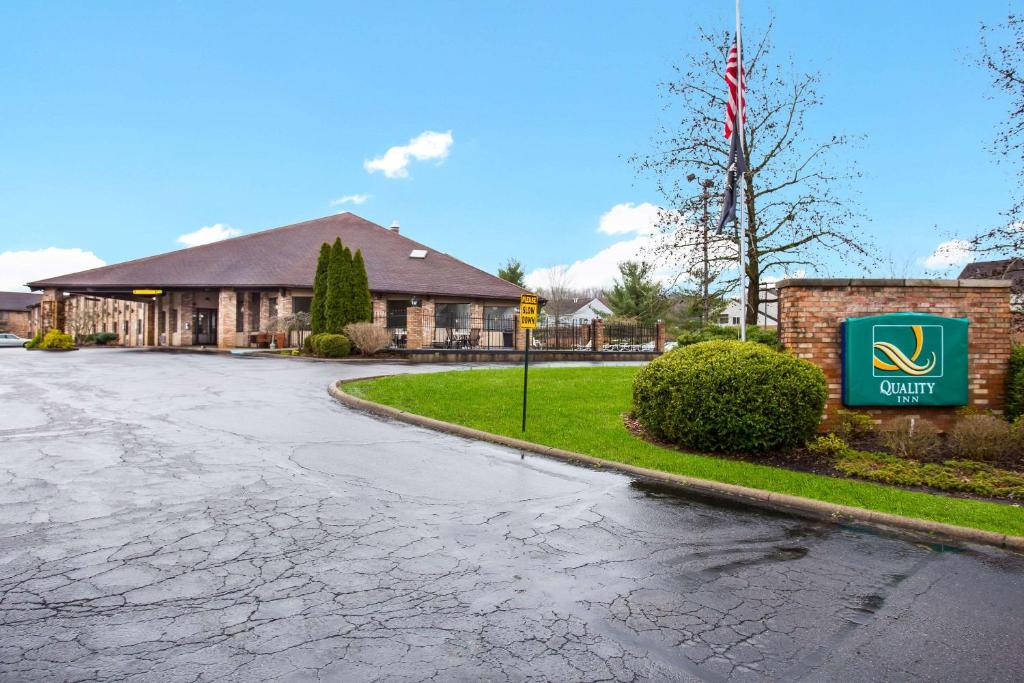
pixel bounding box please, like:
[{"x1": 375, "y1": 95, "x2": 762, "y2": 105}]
[
  {"x1": 0, "y1": 291, "x2": 41, "y2": 312},
  {"x1": 28, "y1": 213, "x2": 526, "y2": 300},
  {"x1": 959, "y1": 258, "x2": 1024, "y2": 294}
]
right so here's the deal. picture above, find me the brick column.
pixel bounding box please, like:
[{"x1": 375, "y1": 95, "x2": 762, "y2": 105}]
[
  {"x1": 40, "y1": 288, "x2": 64, "y2": 334},
  {"x1": 217, "y1": 289, "x2": 237, "y2": 349},
  {"x1": 655, "y1": 320, "x2": 666, "y2": 352},
  {"x1": 145, "y1": 301, "x2": 156, "y2": 346},
  {"x1": 179, "y1": 292, "x2": 195, "y2": 346},
  {"x1": 405, "y1": 307, "x2": 424, "y2": 349},
  {"x1": 372, "y1": 297, "x2": 386, "y2": 326},
  {"x1": 593, "y1": 318, "x2": 605, "y2": 351},
  {"x1": 514, "y1": 315, "x2": 526, "y2": 350}
]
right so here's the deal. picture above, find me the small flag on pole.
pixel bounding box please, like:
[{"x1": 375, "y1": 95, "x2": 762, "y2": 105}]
[{"x1": 717, "y1": 37, "x2": 746, "y2": 232}]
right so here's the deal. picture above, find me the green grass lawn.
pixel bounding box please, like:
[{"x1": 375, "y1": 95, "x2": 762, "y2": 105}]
[{"x1": 343, "y1": 366, "x2": 1024, "y2": 537}]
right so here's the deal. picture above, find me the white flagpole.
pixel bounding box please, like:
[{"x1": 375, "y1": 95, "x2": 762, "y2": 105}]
[{"x1": 735, "y1": 0, "x2": 747, "y2": 342}]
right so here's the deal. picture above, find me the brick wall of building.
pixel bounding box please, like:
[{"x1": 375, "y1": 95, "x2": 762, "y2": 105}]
[
  {"x1": 0, "y1": 310, "x2": 32, "y2": 337},
  {"x1": 777, "y1": 278, "x2": 1013, "y2": 431}
]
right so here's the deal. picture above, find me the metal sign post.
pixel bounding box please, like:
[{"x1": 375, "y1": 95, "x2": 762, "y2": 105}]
[{"x1": 519, "y1": 293, "x2": 539, "y2": 432}]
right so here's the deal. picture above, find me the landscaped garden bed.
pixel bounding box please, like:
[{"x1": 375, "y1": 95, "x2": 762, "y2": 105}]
[{"x1": 342, "y1": 363, "x2": 1024, "y2": 537}]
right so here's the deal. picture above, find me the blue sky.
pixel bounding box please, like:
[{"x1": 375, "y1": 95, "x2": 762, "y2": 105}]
[{"x1": 0, "y1": 1, "x2": 1018, "y2": 291}]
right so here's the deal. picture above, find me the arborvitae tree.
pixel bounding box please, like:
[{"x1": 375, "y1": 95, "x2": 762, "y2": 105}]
[
  {"x1": 338, "y1": 245, "x2": 354, "y2": 327},
  {"x1": 324, "y1": 238, "x2": 347, "y2": 333},
  {"x1": 350, "y1": 249, "x2": 373, "y2": 322},
  {"x1": 310, "y1": 242, "x2": 331, "y2": 334}
]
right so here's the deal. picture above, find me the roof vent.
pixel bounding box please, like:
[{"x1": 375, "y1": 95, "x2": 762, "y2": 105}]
[
  {"x1": 389, "y1": 220, "x2": 401, "y2": 234},
  {"x1": 409, "y1": 249, "x2": 428, "y2": 259}
]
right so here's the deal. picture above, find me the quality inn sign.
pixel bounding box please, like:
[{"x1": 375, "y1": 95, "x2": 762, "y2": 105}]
[{"x1": 842, "y1": 313, "x2": 968, "y2": 407}]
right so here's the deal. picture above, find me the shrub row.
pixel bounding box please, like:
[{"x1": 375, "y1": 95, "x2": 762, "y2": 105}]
[
  {"x1": 676, "y1": 325, "x2": 780, "y2": 350},
  {"x1": 834, "y1": 450, "x2": 1024, "y2": 500},
  {"x1": 84, "y1": 331, "x2": 118, "y2": 345}
]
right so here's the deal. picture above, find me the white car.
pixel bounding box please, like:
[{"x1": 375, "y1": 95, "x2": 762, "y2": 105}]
[{"x1": 0, "y1": 332, "x2": 31, "y2": 348}]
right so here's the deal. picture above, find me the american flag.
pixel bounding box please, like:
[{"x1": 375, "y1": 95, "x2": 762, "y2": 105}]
[
  {"x1": 717, "y1": 35, "x2": 746, "y2": 232},
  {"x1": 724, "y1": 41, "x2": 745, "y2": 139}
]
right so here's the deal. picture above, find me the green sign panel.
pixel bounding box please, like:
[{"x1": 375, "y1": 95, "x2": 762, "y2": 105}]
[{"x1": 842, "y1": 313, "x2": 968, "y2": 407}]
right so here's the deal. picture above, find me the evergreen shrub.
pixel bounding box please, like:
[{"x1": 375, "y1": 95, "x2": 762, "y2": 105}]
[{"x1": 632, "y1": 340, "x2": 826, "y2": 452}]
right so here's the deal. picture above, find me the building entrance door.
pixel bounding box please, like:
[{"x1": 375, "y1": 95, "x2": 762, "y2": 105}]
[{"x1": 193, "y1": 308, "x2": 218, "y2": 346}]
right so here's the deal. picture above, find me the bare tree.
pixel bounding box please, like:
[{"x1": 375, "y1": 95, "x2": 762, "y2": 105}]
[
  {"x1": 633, "y1": 19, "x2": 871, "y2": 324},
  {"x1": 973, "y1": 14, "x2": 1024, "y2": 253},
  {"x1": 537, "y1": 265, "x2": 576, "y2": 320}
]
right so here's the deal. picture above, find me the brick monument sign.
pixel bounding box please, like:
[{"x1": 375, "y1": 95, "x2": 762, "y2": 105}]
[{"x1": 776, "y1": 278, "x2": 1013, "y2": 431}]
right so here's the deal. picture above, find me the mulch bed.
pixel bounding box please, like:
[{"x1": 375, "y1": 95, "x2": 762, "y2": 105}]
[{"x1": 621, "y1": 413, "x2": 1023, "y2": 505}]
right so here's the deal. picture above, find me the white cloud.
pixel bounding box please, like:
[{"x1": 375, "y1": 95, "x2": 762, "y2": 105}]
[
  {"x1": 0, "y1": 247, "x2": 106, "y2": 291},
  {"x1": 176, "y1": 223, "x2": 240, "y2": 247},
  {"x1": 525, "y1": 234, "x2": 657, "y2": 291},
  {"x1": 330, "y1": 193, "x2": 371, "y2": 206},
  {"x1": 598, "y1": 202, "x2": 662, "y2": 235},
  {"x1": 922, "y1": 239, "x2": 973, "y2": 270},
  {"x1": 364, "y1": 130, "x2": 454, "y2": 179}
]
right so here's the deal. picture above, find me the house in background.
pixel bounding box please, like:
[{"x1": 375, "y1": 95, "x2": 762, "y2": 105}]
[
  {"x1": 0, "y1": 291, "x2": 41, "y2": 337},
  {"x1": 959, "y1": 258, "x2": 1024, "y2": 310},
  {"x1": 27, "y1": 213, "x2": 527, "y2": 350},
  {"x1": 719, "y1": 286, "x2": 779, "y2": 328},
  {"x1": 541, "y1": 295, "x2": 612, "y2": 322}
]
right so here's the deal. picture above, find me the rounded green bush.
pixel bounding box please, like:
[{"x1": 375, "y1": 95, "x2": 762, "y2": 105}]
[
  {"x1": 316, "y1": 333, "x2": 351, "y2": 358},
  {"x1": 633, "y1": 340, "x2": 827, "y2": 452},
  {"x1": 38, "y1": 329, "x2": 76, "y2": 350}
]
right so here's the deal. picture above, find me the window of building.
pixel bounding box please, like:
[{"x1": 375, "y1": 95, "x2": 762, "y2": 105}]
[
  {"x1": 123, "y1": 320, "x2": 128, "y2": 335},
  {"x1": 387, "y1": 300, "x2": 411, "y2": 328},
  {"x1": 732, "y1": 317, "x2": 740, "y2": 325},
  {"x1": 484, "y1": 306, "x2": 515, "y2": 323},
  {"x1": 236, "y1": 295, "x2": 245, "y2": 333},
  {"x1": 268, "y1": 296, "x2": 278, "y2": 322},
  {"x1": 718, "y1": 314, "x2": 730, "y2": 324},
  {"x1": 159, "y1": 311, "x2": 166, "y2": 334},
  {"x1": 251, "y1": 293, "x2": 261, "y2": 330},
  {"x1": 434, "y1": 303, "x2": 469, "y2": 328},
  {"x1": 292, "y1": 296, "x2": 312, "y2": 315},
  {"x1": 137, "y1": 319, "x2": 142, "y2": 335},
  {"x1": 170, "y1": 309, "x2": 178, "y2": 333}
]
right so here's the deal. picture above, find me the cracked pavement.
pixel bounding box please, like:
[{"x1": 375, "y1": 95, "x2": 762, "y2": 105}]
[{"x1": 1, "y1": 349, "x2": 1022, "y2": 682}]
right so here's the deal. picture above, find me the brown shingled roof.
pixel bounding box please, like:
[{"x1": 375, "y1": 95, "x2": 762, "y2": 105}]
[
  {"x1": 958, "y1": 258, "x2": 1024, "y2": 295},
  {"x1": 27, "y1": 213, "x2": 527, "y2": 300},
  {"x1": 0, "y1": 291, "x2": 41, "y2": 311}
]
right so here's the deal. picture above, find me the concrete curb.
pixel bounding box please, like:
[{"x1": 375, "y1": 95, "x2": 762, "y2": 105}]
[{"x1": 329, "y1": 378, "x2": 1024, "y2": 553}]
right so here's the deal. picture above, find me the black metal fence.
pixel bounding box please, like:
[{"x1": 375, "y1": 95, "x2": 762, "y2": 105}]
[
  {"x1": 603, "y1": 321, "x2": 656, "y2": 351},
  {"x1": 368, "y1": 311, "x2": 660, "y2": 353},
  {"x1": 530, "y1": 319, "x2": 592, "y2": 350},
  {"x1": 430, "y1": 315, "x2": 517, "y2": 349}
]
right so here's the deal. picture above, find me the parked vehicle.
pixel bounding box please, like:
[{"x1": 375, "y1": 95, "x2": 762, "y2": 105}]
[{"x1": 0, "y1": 333, "x2": 31, "y2": 348}]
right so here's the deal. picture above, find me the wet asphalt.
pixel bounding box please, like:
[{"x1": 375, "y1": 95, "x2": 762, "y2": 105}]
[{"x1": 0, "y1": 348, "x2": 1022, "y2": 682}]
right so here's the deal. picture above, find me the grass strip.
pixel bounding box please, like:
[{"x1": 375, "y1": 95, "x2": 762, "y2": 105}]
[{"x1": 343, "y1": 366, "x2": 1024, "y2": 537}]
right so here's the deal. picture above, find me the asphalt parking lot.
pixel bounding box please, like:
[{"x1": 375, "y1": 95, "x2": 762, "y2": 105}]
[{"x1": 1, "y1": 348, "x2": 1022, "y2": 681}]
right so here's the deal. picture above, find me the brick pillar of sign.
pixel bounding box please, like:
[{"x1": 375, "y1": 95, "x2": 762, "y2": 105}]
[
  {"x1": 655, "y1": 320, "x2": 666, "y2": 352},
  {"x1": 777, "y1": 278, "x2": 1013, "y2": 431},
  {"x1": 405, "y1": 307, "x2": 424, "y2": 349},
  {"x1": 592, "y1": 318, "x2": 605, "y2": 351},
  {"x1": 514, "y1": 315, "x2": 526, "y2": 351}
]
